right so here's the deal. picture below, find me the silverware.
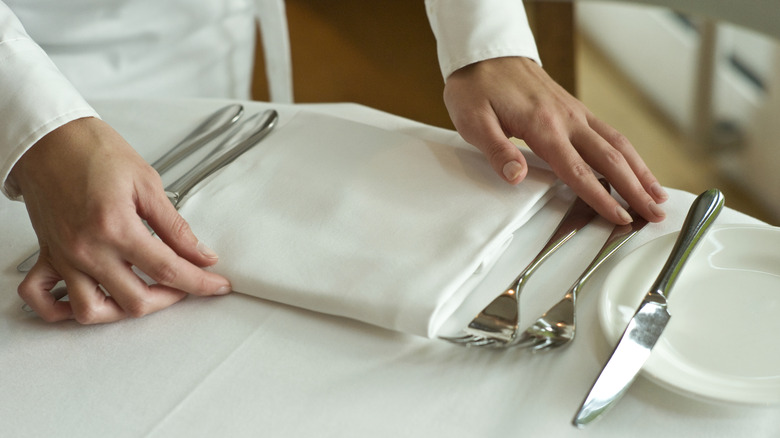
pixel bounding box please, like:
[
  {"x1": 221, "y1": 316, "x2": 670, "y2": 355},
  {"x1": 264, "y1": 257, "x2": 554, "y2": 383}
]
[
  {"x1": 21, "y1": 109, "x2": 279, "y2": 313},
  {"x1": 165, "y1": 109, "x2": 278, "y2": 206},
  {"x1": 512, "y1": 211, "x2": 648, "y2": 351},
  {"x1": 572, "y1": 188, "x2": 724, "y2": 428},
  {"x1": 439, "y1": 180, "x2": 608, "y2": 348},
  {"x1": 15, "y1": 103, "x2": 244, "y2": 273},
  {"x1": 151, "y1": 103, "x2": 243, "y2": 174}
]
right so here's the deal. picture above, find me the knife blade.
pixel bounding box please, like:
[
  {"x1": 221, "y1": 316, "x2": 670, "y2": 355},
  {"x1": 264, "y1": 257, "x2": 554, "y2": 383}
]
[{"x1": 572, "y1": 188, "x2": 725, "y2": 428}]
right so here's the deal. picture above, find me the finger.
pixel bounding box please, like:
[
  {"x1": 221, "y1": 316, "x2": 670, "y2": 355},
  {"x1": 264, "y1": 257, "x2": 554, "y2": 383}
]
[
  {"x1": 88, "y1": 261, "x2": 189, "y2": 320},
  {"x1": 452, "y1": 107, "x2": 529, "y2": 184},
  {"x1": 528, "y1": 133, "x2": 634, "y2": 225},
  {"x1": 140, "y1": 189, "x2": 220, "y2": 267},
  {"x1": 571, "y1": 127, "x2": 665, "y2": 223},
  {"x1": 17, "y1": 261, "x2": 73, "y2": 322},
  {"x1": 588, "y1": 116, "x2": 669, "y2": 204},
  {"x1": 122, "y1": 227, "x2": 232, "y2": 297},
  {"x1": 62, "y1": 266, "x2": 128, "y2": 324}
]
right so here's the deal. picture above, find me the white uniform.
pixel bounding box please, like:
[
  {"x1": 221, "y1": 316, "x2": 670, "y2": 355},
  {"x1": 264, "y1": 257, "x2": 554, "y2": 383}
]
[{"x1": 0, "y1": 0, "x2": 539, "y2": 198}]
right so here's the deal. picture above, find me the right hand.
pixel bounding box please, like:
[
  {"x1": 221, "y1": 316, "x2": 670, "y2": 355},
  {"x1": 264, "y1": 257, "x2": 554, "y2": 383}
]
[
  {"x1": 443, "y1": 57, "x2": 668, "y2": 225},
  {"x1": 9, "y1": 117, "x2": 232, "y2": 324}
]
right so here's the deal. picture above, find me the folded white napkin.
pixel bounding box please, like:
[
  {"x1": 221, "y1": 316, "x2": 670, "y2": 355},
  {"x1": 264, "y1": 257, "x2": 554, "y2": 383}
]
[{"x1": 177, "y1": 111, "x2": 557, "y2": 337}]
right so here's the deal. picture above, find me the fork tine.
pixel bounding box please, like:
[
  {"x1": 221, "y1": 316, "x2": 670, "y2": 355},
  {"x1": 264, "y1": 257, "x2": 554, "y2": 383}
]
[
  {"x1": 510, "y1": 331, "x2": 535, "y2": 348},
  {"x1": 440, "y1": 334, "x2": 478, "y2": 344},
  {"x1": 440, "y1": 333, "x2": 503, "y2": 347},
  {"x1": 439, "y1": 188, "x2": 607, "y2": 348},
  {"x1": 469, "y1": 338, "x2": 499, "y2": 347}
]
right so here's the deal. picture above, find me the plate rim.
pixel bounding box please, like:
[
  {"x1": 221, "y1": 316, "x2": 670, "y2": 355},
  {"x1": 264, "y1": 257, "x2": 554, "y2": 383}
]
[{"x1": 598, "y1": 223, "x2": 780, "y2": 405}]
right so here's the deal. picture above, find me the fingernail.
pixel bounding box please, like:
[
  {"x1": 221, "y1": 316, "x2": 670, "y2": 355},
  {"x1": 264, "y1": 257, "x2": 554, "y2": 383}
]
[
  {"x1": 197, "y1": 241, "x2": 218, "y2": 260},
  {"x1": 216, "y1": 285, "x2": 232, "y2": 295},
  {"x1": 648, "y1": 201, "x2": 666, "y2": 219},
  {"x1": 616, "y1": 205, "x2": 633, "y2": 224},
  {"x1": 650, "y1": 182, "x2": 669, "y2": 203},
  {"x1": 502, "y1": 161, "x2": 523, "y2": 181}
]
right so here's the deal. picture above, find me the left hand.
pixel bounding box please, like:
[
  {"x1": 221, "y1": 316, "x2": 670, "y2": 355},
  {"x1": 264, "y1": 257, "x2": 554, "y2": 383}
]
[
  {"x1": 443, "y1": 56, "x2": 668, "y2": 225},
  {"x1": 10, "y1": 117, "x2": 232, "y2": 324}
]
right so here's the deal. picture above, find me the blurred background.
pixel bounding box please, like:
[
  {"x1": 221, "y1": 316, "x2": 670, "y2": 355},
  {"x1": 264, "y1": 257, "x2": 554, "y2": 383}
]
[{"x1": 252, "y1": 0, "x2": 780, "y2": 225}]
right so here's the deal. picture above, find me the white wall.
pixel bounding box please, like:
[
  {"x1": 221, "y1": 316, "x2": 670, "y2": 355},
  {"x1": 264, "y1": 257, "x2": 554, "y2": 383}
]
[{"x1": 577, "y1": 1, "x2": 780, "y2": 220}]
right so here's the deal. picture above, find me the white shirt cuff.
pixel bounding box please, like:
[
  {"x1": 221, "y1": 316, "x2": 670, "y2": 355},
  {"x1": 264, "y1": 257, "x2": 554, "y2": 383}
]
[
  {"x1": 425, "y1": 0, "x2": 541, "y2": 81},
  {"x1": 0, "y1": 5, "x2": 97, "y2": 199}
]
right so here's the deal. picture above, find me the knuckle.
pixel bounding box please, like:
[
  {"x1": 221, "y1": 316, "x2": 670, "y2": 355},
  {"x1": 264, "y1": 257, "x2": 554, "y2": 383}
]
[
  {"x1": 150, "y1": 261, "x2": 179, "y2": 286},
  {"x1": 125, "y1": 298, "x2": 153, "y2": 318},
  {"x1": 17, "y1": 281, "x2": 34, "y2": 301},
  {"x1": 607, "y1": 131, "x2": 632, "y2": 151},
  {"x1": 483, "y1": 140, "x2": 511, "y2": 162},
  {"x1": 603, "y1": 147, "x2": 626, "y2": 167},
  {"x1": 73, "y1": 304, "x2": 100, "y2": 325},
  {"x1": 141, "y1": 165, "x2": 164, "y2": 184},
  {"x1": 567, "y1": 160, "x2": 593, "y2": 181},
  {"x1": 194, "y1": 276, "x2": 215, "y2": 296},
  {"x1": 90, "y1": 208, "x2": 122, "y2": 238},
  {"x1": 562, "y1": 106, "x2": 580, "y2": 123},
  {"x1": 169, "y1": 214, "x2": 192, "y2": 241},
  {"x1": 75, "y1": 212, "x2": 130, "y2": 255},
  {"x1": 534, "y1": 106, "x2": 557, "y2": 129},
  {"x1": 67, "y1": 239, "x2": 96, "y2": 267}
]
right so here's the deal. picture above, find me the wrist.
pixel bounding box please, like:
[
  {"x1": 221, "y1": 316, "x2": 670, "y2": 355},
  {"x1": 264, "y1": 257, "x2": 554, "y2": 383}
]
[{"x1": 9, "y1": 117, "x2": 99, "y2": 197}]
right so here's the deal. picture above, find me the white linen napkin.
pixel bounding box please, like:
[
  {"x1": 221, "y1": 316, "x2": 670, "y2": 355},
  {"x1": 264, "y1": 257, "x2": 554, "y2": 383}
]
[{"x1": 177, "y1": 111, "x2": 557, "y2": 337}]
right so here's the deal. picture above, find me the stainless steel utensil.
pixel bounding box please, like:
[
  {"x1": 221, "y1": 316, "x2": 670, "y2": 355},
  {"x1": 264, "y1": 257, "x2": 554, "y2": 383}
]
[
  {"x1": 15, "y1": 103, "x2": 244, "y2": 273},
  {"x1": 512, "y1": 211, "x2": 648, "y2": 351},
  {"x1": 439, "y1": 181, "x2": 608, "y2": 348},
  {"x1": 165, "y1": 109, "x2": 278, "y2": 206},
  {"x1": 572, "y1": 188, "x2": 724, "y2": 428},
  {"x1": 151, "y1": 103, "x2": 243, "y2": 174}
]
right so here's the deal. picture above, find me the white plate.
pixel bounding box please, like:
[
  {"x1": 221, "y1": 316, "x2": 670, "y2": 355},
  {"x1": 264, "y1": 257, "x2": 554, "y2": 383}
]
[{"x1": 599, "y1": 224, "x2": 780, "y2": 405}]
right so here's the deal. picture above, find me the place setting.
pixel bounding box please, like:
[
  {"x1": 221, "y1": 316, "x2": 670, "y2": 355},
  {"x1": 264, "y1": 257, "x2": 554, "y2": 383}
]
[
  {"x1": 7, "y1": 99, "x2": 780, "y2": 433},
  {"x1": 156, "y1": 103, "x2": 780, "y2": 422}
]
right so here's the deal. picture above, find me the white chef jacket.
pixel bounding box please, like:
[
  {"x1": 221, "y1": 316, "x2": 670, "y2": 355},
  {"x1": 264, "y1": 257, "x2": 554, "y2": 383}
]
[{"x1": 0, "y1": 0, "x2": 539, "y2": 199}]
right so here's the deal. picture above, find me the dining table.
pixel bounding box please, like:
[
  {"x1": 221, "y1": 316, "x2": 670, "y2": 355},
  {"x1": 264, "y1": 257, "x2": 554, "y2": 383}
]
[{"x1": 1, "y1": 98, "x2": 778, "y2": 437}]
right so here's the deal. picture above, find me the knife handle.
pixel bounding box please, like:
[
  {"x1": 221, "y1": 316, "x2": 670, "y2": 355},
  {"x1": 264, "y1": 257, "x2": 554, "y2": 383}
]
[
  {"x1": 165, "y1": 109, "x2": 278, "y2": 206},
  {"x1": 151, "y1": 103, "x2": 244, "y2": 174},
  {"x1": 650, "y1": 188, "x2": 725, "y2": 299}
]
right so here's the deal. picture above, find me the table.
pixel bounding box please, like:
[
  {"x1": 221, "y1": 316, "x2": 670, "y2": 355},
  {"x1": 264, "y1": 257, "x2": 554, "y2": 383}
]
[{"x1": 1, "y1": 98, "x2": 777, "y2": 437}]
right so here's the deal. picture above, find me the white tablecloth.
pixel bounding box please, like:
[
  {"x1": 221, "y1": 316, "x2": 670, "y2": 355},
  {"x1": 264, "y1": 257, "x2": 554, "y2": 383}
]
[{"x1": 1, "y1": 98, "x2": 777, "y2": 437}]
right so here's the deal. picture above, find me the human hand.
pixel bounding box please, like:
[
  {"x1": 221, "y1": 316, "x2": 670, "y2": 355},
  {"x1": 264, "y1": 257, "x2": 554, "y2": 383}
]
[
  {"x1": 9, "y1": 117, "x2": 232, "y2": 324},
  {"x1": 443, "y1": 56, "x2": 668, "y2": 224}
]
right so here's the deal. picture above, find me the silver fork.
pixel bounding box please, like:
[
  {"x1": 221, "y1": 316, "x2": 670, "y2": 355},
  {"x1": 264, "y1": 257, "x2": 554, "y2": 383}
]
[
  {"x1": 512, "y1": 211, "x2": 648, "y2": 351},
  {"x1": 439, "y1": 181, "x2": 608, "y2": 347}
]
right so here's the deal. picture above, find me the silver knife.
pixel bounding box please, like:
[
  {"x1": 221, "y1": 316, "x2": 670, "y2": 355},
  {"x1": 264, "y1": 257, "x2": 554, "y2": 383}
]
[
  {"x1": 572, "y1": 188, "x2": 725, "y2": 427},
  {"x1": 151, "y1": 103, "x2": 244, "y2": 174},
  {"x1": 165, "y1": 109, "x2": 278, "y2": 206}
]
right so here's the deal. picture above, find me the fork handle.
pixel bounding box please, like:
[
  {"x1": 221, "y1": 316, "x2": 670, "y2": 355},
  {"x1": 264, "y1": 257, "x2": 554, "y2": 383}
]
[
  {"x1": 516, "y1": 180, "x2": 608, "y2": 282},
  {"x1": 570, "y1": 210, "x2": 649, "y2": 300}
]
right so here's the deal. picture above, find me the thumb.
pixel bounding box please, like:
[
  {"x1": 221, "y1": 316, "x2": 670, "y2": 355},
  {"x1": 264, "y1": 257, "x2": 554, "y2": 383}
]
[
  {"x1": 454, "y1": 110, "x2": 529, "y2": 185},
  {"x1": 141, "y1": 189, "x2": 219, "y2": 267}
]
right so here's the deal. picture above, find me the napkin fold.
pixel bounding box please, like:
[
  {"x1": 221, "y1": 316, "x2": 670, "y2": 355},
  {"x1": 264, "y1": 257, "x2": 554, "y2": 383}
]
[{"x1": 177, "y1": 111, "x2": 557, "y2": 337}]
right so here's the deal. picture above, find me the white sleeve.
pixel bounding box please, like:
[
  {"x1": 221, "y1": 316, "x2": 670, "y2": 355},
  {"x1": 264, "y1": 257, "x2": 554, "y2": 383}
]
[
  {"x1": 424, "y1": 0, "x2": 541, "y2": 81},
  {"x1": 0, "y1": 1, "x2": 98, "y2": 199}
]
